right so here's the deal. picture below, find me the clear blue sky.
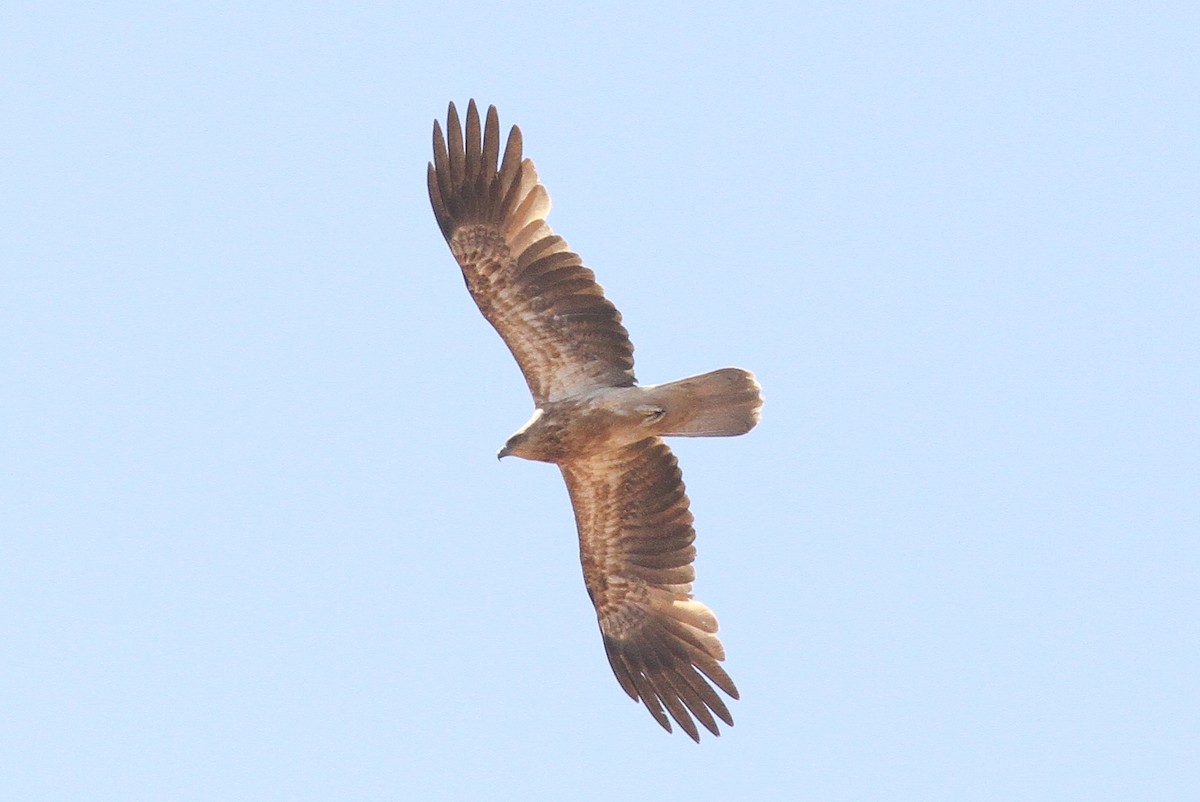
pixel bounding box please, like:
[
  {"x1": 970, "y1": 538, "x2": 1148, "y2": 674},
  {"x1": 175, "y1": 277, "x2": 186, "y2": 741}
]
[{"x1": 3, "y1": 2, "x2": 1197, "y2": 799}]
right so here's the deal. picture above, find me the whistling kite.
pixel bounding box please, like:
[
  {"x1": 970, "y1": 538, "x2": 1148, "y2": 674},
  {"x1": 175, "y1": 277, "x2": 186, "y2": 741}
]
[{"x1": 427, "y1": 101, "x2": 762, "y2": 741}]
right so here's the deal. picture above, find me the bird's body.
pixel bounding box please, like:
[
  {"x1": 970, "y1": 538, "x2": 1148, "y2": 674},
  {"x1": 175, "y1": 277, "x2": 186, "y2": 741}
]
[
  {"x1": 499, "y1": 387, "x2": 644, "y2": 463},
  {"x1": 500, "y1": 369, "x2": 761, "y2": 462},
  {"x1": 428, "y1": 101, "x2": 762, "y2": 741}
]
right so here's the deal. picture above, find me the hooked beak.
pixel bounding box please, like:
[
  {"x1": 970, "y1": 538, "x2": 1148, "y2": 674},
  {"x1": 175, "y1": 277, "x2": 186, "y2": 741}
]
[{"x1": 496, "y1": 445, "x2": 511, "y2": 460}]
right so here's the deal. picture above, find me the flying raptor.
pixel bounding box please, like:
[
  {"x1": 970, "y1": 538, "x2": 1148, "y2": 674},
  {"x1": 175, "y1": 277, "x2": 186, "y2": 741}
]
[{"x1": 427, "y1": 100, "x2": 762, "y2": 741}]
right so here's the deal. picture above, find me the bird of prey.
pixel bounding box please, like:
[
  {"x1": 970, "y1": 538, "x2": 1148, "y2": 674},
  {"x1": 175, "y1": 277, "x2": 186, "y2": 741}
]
[{"x1": 427, "y1": 100, "x2": 762, "y2": 741}]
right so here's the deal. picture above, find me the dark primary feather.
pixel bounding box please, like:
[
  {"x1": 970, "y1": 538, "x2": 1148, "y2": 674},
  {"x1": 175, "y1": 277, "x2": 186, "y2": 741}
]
[
  {"x1": 428, "y1": 100, "x2": 636, "y2": 404},
  {"x1": 560, "y1": 439, "x2": 739, "y2": 741}
]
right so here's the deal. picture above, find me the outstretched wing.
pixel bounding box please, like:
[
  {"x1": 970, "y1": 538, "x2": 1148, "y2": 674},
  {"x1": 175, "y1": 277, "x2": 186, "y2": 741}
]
[
  {"x1": 428, "y1": 100, "x2": 636, "y2": 404},
  {"x1": 560, "y1": 438, "x2": 739, "y2": 741}
]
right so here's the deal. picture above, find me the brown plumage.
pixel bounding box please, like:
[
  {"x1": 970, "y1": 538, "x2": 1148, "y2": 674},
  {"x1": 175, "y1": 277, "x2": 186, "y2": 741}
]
[{"x1": 428, "y1": 100, "x2": 762, "y2": 741}]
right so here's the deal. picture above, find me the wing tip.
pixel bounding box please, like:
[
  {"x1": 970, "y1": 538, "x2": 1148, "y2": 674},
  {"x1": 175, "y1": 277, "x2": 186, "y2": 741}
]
[
  {"x1": 602, "y1": 624, "x2": 738, "y2": 741},
  {"x1": 430, "y1": 101, "x2": 546, "y2": 238}
]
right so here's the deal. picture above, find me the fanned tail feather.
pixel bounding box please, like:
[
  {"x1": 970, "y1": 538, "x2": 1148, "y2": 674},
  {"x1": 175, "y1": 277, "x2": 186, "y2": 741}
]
[{"x1": 644, "y1": 368, "x2": 763, "y2": 437}]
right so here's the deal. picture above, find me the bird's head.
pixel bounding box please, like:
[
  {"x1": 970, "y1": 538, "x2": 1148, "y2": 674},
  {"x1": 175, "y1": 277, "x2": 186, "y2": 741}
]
[
  {"x1": 497, "y1": 408, "x2": 557, "y2": 462},
  {"x1": 496, "y1": 434, "x2": 523, "y2": 460}
]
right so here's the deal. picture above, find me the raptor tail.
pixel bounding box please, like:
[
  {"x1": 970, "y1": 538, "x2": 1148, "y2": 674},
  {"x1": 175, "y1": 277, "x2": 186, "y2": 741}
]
[{"x1": 644, "y1": 368, "x2": 763, "y2": 437}]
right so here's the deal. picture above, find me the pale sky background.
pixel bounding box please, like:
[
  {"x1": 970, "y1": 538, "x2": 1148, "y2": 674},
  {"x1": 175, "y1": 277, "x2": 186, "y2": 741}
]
[{"x1": 3, "y1": 2, "x2": 1197, "y2": 800}]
